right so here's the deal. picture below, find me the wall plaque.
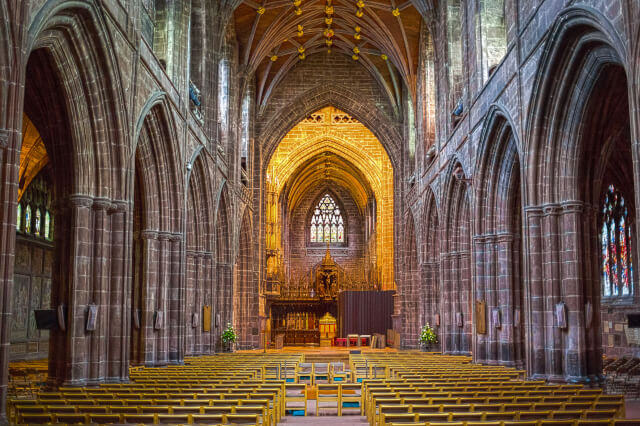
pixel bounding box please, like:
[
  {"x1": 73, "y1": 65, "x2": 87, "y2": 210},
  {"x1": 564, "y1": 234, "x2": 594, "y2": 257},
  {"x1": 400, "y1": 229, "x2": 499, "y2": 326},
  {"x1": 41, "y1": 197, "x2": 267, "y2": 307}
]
[
  {"x1": 475, "y1": 300, "x2": 486, "y2": 334},
  {"x1": 203, "y1": 305, "x2": 212, "y2": 332}
]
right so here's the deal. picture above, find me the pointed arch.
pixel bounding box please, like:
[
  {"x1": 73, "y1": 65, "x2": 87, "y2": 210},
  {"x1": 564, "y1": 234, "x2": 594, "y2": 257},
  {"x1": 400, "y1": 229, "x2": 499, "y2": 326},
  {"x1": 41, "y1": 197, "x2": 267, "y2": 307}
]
[
  {"x1": 421, "y1": 187, "x2": 441, "y2": 343},
  {"x1": 27, "y1": 0, "x2": 128, "y2": 199},
  {"x1": 440, "y1": 159, "x2": 472, "y2": 355},
  {"x1": 234, "y1": 208, "x2": 258, "y2": 349},
  {"x1": 400, "y1": 211, "x2": 421, "y2": 348},
  {"x1": 473, "y1": 105, "x2": 524, "y2": 367},
  {"x1": 259, "y1": 85, "x2": 402, "y2": 169},
  {"x1": 524, "y1": 6, "x2": 632, "y2": 380},
  {"x1": 133, "y1": 95, "x2": 183, "y2": 233}
]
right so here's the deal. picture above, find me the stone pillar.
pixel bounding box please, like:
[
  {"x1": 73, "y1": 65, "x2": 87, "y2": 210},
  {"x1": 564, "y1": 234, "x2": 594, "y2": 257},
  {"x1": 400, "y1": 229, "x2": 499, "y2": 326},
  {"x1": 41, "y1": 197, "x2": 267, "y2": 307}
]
[
  {"x1": 88, "y1": 198, "x2": 111, "y2": 385},
  {"x1": 168, "y1": 233, "x2": 184, "y2": 363},
  {"x1": 0, "y1": 127, "x2": 20, "y2": 424},
  {"x1": 140, "y1": 230, "x2": 158, "y2": 366},
  {"x1": 108, "y1": 201, "x2": 129, "y2": 381},
  {"x1": 473, "y1": 235, "x2": 488, "y2": 363},
  {"x1": 525, "y1": 206, "x2": 545, "y2": 378}
]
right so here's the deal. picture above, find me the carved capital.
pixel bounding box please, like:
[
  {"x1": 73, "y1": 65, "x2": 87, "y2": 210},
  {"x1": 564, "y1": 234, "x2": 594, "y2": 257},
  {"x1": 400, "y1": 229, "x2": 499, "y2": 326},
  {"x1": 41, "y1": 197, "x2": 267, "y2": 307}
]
[
  {"x1": 92, "y1": 198, "x2": 112, "y2": 211},
  {"x1": 140, "y1": 230, "x2": 158, "y2": 240},
  {"x1": 561, "y1": 200, "x2": 584, "y2": 214},
  {"x1": 69, "y1": 194, "x2": 94, "y2": 208},
  {"x1": 108, "y1": 200, "x2": 129, "y2": 214}
]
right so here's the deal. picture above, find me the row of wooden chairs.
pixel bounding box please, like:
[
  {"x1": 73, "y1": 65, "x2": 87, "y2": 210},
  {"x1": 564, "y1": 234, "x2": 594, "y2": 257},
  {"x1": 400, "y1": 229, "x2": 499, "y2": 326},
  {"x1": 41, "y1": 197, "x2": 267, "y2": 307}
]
[
  {"x1": 385, "y1": 420, "x2": 640, "y2": 426},
  {"x1": 378, "y1": 408, "x2": 619, "y2": 426},
  {"x1": 17, "y1": 412, "x2": 260, "y2": 425}
]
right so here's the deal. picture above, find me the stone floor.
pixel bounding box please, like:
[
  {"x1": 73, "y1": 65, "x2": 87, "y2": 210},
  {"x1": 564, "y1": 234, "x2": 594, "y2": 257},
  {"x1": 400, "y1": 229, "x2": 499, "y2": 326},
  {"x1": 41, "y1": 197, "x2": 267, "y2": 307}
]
[
  {"x1": 281, "y1": 416, "x2": 368, "y2": 425},
  {"x1": 626, "y1": 399, "x2": 640, "y2": 418}
]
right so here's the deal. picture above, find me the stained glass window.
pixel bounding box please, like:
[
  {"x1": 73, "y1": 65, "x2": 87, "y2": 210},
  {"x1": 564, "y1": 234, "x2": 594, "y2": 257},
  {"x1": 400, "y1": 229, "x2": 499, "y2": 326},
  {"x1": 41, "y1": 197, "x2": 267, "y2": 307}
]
[
  {"x1": 34, "y1": 208, "x2": 41, "y2": 237},
  {"x1": 24, "y1": 205, "x2": 31, "y2": 234},
  {"x1": 16, "y1": 204, "x2": 21, "y2": 231},
  {"x1": 310, "y1": 194, "x2": 345, "y2": 244},
  {"x1": 44, "y1": 211, "x2": 51, "y2": 240},
  {"x1": 601, "y1": 184, "x2": 634, "y2": 297}
]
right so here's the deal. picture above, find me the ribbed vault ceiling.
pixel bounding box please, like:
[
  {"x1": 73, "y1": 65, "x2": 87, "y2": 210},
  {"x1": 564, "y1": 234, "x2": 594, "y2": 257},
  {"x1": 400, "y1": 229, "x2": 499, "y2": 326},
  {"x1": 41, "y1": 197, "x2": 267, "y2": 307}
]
[{"x1": 234, "y1": 0, "x2": 423, "y2": 109}]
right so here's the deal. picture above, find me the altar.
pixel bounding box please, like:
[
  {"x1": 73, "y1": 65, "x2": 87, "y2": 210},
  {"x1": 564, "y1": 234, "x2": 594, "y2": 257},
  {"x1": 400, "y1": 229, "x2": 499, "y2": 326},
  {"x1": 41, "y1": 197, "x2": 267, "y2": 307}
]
[{"x1": 267, "y1": 246, "x2": 392, "y2": 347}]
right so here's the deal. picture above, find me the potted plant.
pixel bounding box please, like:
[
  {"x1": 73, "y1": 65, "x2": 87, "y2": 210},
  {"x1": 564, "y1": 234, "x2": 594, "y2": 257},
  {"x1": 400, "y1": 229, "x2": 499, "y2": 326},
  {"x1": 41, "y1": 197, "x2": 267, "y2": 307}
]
[
  {"x1": 221, "y1": 323, "x2": 238, "y2": 352},
  {"x1": 419, "y1": 323, "x2": 438, "y2": 352}
]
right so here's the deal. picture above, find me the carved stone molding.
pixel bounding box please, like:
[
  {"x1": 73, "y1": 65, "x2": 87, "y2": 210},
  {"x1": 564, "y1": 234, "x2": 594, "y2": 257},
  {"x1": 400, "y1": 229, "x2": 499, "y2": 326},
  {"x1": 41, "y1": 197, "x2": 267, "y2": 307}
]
[
  {"x1": 0, "y1": 129, "x2": 8, "y2": 148},
  {"x1": 140, "y1": 230, "x2": 158, "y2": 240},
  {"x1": 108, "y1": 200, "x2": 129, "y2": 214},
  {"x1": 92, "y1": 198, "x2": 112, "y2": 211},
  {"x1": 68, "y1": 194, "x2": 94, "y2": 208}
]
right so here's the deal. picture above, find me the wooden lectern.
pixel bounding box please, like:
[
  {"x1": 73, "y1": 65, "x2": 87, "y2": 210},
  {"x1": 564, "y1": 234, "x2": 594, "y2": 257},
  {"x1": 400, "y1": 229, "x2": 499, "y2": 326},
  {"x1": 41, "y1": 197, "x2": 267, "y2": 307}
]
[{"x1": 319, "y1": 312, "x2": 337, "y2": 347}]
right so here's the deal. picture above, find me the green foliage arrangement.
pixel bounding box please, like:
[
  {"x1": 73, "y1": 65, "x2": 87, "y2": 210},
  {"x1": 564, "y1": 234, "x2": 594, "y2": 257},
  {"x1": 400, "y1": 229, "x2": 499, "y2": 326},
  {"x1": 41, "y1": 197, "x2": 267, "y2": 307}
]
[
  {"x1": 222, "y1": 323, "x2": 238, "y2": 346},
  {"x1": 419, "y1": 323, "x2": 438, "y2": 345}
]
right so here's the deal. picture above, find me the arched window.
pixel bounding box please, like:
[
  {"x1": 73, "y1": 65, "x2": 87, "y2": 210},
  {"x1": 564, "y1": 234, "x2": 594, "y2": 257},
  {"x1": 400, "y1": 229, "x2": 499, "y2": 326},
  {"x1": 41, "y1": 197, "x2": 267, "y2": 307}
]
[
  {"x1": 24, "y1": 205, "x2": 32, "y2": 234},
  {"x1": 16, "y1": 204, "x2": 21, "y2": 231},
  {"x1": 34, "y1": 208, "x2": 41, "y2": 237},
  {"x1": 601, "y1": 184, "x2": 633, "y2": 297},
  {"x1": 44, "y1": 211, "x2": 51, "y2": 240},
  {"x1": 310, "y1": 194, "x2": 345, "y2": 244}
]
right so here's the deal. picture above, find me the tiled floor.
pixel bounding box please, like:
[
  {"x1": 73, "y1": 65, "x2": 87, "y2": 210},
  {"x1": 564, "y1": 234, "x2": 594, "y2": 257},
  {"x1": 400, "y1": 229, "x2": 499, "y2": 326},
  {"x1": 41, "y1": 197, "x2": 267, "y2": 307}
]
[
  {"x1": 281, "y1": 416, "x2": 368, "y2": 425},
  {"x1": 626, "y1": 399, "x2": 640, "y2": 418}
]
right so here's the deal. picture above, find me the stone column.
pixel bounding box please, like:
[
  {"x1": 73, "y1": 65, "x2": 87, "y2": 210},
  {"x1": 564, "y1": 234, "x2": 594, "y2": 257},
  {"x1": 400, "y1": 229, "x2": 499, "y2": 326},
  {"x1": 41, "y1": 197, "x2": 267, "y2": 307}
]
[
  {"x1": 168, "y1": 233, "x2": 184, "y2": 364},
  {"x1": 0, "y1": 127, "x2": 19, "y2": 424},
  {"x1": 88, "y1": 198, "x2": 111, "y2": 385},
  {"x1": 65, "y1": 194, "x2": 94, "y2": 385},
  {"x1": 525, "y1": 206, "x2": 545, "y2": 378},
  {"x1": 140, "y1": 230, "x2": 158, "y2": 366},
  {"x1": 108, "y1": 201, "x2": 129, "y2": 381},
  {"x1": 473, "y1": 235, "x2": 488, "y2": 363}
]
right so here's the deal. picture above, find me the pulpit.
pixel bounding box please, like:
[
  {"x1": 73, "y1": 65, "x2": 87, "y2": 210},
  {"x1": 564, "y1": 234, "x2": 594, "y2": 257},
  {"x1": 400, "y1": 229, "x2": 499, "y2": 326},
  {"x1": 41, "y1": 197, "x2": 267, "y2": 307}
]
[{"x1": 319, "y1": 312, "x2": 337, "y2": 347}]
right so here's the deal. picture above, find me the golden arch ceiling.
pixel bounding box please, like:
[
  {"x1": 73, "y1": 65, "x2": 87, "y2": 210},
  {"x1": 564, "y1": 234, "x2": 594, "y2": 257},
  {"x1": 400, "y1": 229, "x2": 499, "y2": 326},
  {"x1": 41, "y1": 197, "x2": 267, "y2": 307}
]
[
  {"x1": 267, "y1": 106, "x2": 394, "y2": 287},
  {"x1": 234, "y1": 1, "x2": 422, "y2": 110},
  {"x1": 19, "y1": 114, "x2": 49, "y2": 201}
]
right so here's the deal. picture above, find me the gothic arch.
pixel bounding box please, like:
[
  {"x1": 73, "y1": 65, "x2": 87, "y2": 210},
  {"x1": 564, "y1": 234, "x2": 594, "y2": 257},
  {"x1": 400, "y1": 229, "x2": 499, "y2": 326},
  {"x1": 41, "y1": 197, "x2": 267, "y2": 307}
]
[
  {"x1": 525, "y1": 6, "x2": 628, "y2": 205},
  {"x1": 524, "y1": 6, "x2": 632, "y2": 380},
  {"x1": 259, "y1": 85, "x2": 402, "y2": 169},
  {"x1": 234, "y1": 209, "x2": 258, "y2": 349},
  {"x1": 440, "y1": 159, "x2": 472, "y2": 355},
  {"x1": 215, "y1": 182, "x2": 233, "y2": 340},
  {"x1": 27, "y1": 0, "x2": 128, "y2": 199},
  {"x1": 133, "y1": 96, "x2": 183, "y2": 233},
  {"x1": 473, "y1": 106, "x2": 525, "y2": 367},
  {"x1": 400, "y1": 211, "x2": 421, "y2": 348},
  {"x1": 421, "y1": 187, "x2": 440, "y2": 342},
  {"x1": 185, "y1": 149, "x2": 216, "y2": 355}
]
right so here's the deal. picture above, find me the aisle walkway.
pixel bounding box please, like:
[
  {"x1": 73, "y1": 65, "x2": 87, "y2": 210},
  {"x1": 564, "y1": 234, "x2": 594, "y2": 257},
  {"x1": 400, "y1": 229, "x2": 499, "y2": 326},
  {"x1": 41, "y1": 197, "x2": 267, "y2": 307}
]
[{"x1": 280, "y1": 416, "x2": 368, "y2": 425}]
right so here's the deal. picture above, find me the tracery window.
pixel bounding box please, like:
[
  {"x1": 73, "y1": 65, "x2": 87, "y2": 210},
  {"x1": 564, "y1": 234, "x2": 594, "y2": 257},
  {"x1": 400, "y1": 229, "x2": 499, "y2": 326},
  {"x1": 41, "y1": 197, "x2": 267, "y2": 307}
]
[
  {"x1": 601, "y1": 184, "x2": 634, "y2": 297},
  {"x1": 16, "y1": 204, "x2": 21, "y2": 231},
  {"x1": 310, "y1": 194, "x2": 344, "y2": 244},
  {"x1": 24, "y1": 205, "x2": 32, "y2": 234},
  {"x1": 34, "y1": 208, "x2": 41, "y2": 237}
]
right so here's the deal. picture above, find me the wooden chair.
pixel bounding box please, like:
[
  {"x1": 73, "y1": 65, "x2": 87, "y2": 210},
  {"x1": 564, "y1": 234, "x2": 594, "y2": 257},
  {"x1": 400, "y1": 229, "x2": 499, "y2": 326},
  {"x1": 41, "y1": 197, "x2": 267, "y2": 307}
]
[
  {"x1": 285, "y1": 383, "x2": 307, "y2": 416},
  {"x1": 316, "y1": 384, "x2": 340, "y2": 416},
  {"x1": 17, "y1": 413, "x2": 53, "y2": 424},
  {"x1": 158, "y1": 413, "x2": 191, "y2": 424},
  {"x1": 109, "y1": 405, "x2": 138, "y2": 414},
  {"x1": 518, "y1": 410, "x2": 551, "y2": 420},
  {"x1": 52, "y1": 413, "x2": 87, "y2": 424},
  {"x1": 340, "y1": 383, "x2": 363, "y2": 415},
  {"x1": 191, "y1": 413, "x2": 225, "y2": 424},
  {"x1": 88, "y1": 413, "x2": 121, "y2": 424},
  {"x1": 381, "y1": 412, "x2": 417, "y2": 425},
  {"x1": 224, "y1": 413, "x2": 260, "y2": 425},
  {"x1": 313, "y1": 363, "x2": 330, "y2": 385},
  {"x1": 122, "y1": 413, "x2": 156, "y2": 423},
  {"x1": 296, "y1": 363, "x2": 313, "y2": 385}
]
